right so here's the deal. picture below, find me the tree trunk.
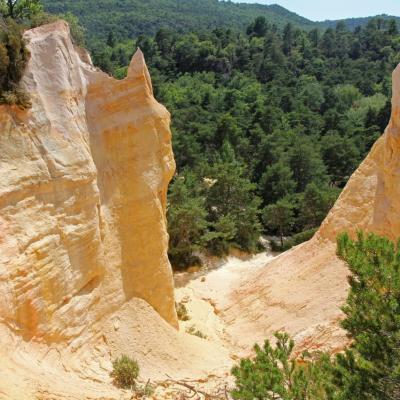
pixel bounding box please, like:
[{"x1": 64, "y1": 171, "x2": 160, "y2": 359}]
[{"x1": 7, "y1": 0, "x2": 15, "y2": 18}]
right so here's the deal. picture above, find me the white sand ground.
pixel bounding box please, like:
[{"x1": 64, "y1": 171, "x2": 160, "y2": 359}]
[{"x1": 175, "y1": 252, "x2": 277, "y2": 358}]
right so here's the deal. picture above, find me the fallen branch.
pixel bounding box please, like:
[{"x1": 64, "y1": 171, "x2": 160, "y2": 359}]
[{"x1": 163, "y1": 374, "x2": 229, "y2": 400}]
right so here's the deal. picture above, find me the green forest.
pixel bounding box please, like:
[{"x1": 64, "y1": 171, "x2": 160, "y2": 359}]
[
  {"x1": 41, "y1": 0, "x2": 400, "y2": 40},
  {"x1": 85, "y1": 16, "x2": 400, "y2": 267},
  {"x1": 42, "y1": 0, "x2": 314, "y2": 39}
]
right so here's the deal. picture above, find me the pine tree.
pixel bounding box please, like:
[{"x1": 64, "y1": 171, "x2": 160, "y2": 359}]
[
  {"x1": 334, "y1": 232, "x2": 400, "y2": 399},
  {"x1": 283, "y1": 22, "x2": 294, "y2": 55},
  {"x1": 231, "y1": 332, "x2": 332, "y2": 400},
  {"x1": 0, "y1": 0, "x2": 42, "y2": 21},
  {"x1": 106, "y1": 30, "x2": 115, "y2": 47},
  {"x1": 204, "y1": 142, "x2": 262, "y2": 253},
  {"x1": 167, "y1": 174, "x2": 208, "y2": 269},
  {"x1": 388, "y1": 19, "x2": 398, "y2": 35},
  {"x1": 263, "y1": 198, "x2": 295, "y2": 247}
]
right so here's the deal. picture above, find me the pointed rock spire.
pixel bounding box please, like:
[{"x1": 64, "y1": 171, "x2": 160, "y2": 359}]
[{"x1": 127, "y1": 48, "x2": 153, "y2": 95}]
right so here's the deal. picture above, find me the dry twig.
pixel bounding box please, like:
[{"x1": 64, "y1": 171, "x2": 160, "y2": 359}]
[{"x1": 162, "y1": 375, "x2": 230, "y2": 400}]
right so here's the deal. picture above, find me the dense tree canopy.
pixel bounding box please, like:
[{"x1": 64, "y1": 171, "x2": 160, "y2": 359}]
[
  {"x1": 41, "y1": 0, "x2": 400, "y2": 42},
  {"x1": 42, "y1": 0, "x2": 316, "y2": 42},
  {"x1": 117, "y1": 17, "x2": 399, "y2": 265}
]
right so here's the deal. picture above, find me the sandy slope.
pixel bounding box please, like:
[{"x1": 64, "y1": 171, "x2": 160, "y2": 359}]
[
  {"x1": 175, "y1": 252, "x2": 278, "y2": 357},
  {"x1": 176, "y1": 243, "x2": 349, "y2": 361}
]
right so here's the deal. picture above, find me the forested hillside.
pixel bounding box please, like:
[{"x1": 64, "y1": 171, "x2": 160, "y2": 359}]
[
  {"x1": 42, "y1": 0, "x2": 400, "y2": 41},
  {"x1": 317, "y1": 15, "x2": 400, "y2": 31},
  {"x1": 137, "y1": 18, "x2": 398, "y2": 267},
  {"x1": 42, "y1": 0, "x2": 314, "y2": 40},
  {"x1": 39, "y1": 0, "x2": 400, "y2": 268}
]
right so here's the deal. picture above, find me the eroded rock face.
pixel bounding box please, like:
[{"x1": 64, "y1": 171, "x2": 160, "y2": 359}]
[
  {"x1": 220, "y1": 63, "x2": 400, "y2": 354},
  {"x1": 0, "y1": 20, "x2": 177, "y2": 343},
  {"x1": 0, "y1": 22, "x2": 234, "y2": 400}
]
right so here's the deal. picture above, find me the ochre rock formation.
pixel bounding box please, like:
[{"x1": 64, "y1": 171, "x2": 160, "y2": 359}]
[
  {"x1": 0, "y1": 20, "x2": 177, "y2": 340},
  {"x1": 0, "y1": 21, "x2": 230, "y2": 399},
  {"x1": 219, "y1": 63, "x2": 400, "y2": 354}
]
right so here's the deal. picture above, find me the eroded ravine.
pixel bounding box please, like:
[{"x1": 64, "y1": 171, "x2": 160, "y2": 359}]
[{"x1": 175, "y1": 251, "x2": 277, "y2": 358}]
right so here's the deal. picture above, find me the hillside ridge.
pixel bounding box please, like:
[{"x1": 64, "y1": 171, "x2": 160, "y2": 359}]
[{"x1": 42, "y1": 0, "x2": 399, "y2": 40}]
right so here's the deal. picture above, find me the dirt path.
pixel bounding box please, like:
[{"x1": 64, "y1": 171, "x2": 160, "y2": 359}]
[{"x1": 174, "y1": 252, "x2": 277, "y2": 358}]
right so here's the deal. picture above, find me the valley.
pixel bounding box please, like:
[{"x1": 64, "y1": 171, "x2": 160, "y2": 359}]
[{"x1": 0, "y1": 0, "x2": 400, "y2": 398}]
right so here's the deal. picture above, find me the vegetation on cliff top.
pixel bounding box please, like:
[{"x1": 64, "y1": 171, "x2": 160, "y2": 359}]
[
  {"x1": 0, "y1": 18, "x2": 30, "y2": 108},
  {"x1": 0, "y1": 0, "x2": 43, "y2": 107}
]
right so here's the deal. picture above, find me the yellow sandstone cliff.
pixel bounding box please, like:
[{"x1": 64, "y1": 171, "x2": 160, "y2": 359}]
[{"x1": 0, "y1": 21, "x2": 230, "y2": 399}]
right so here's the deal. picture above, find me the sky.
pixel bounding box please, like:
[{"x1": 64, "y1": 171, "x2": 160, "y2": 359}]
[{"x1": 231, "y1": 0, "x2": 400, "y2": 21}]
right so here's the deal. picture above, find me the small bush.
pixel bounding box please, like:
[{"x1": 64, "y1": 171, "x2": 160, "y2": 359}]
[
  {"x1": 29, "y1": 11, "x2": 58, "y2": 28},
  {"x1": 111, "y1": 355, "x2": 139, "y2": 389},
  {"x1": 0, "y1": 19, "x2": 31, "y2": 109},
  {"x1": 0, "y1": 86, "x2": 31, "y2": 108},
  {"x1": 1, "y1": 90, "x2": 18, "y2": 105},
  {"x1": 136, "y1": 380, "x2": 155, "y2": 397},
  {"x1": 176, "y1": 301, "x2": 190, "y2": 321},
  {"x1": 270, "y1": 228, "x2": 317, "y2": 252},
  {"x1": 186, "y1": 325, "x2": 207, "y2": 339}
]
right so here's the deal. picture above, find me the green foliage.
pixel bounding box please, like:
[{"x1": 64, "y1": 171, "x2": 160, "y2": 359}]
[
  {"x1": 135, "y1": 381, "x2": 155, "y2": 397},
  {"x1": 0, "y1": 18, "x2": 31, "y2": 108},
  {"x1": 232, "y1": 232, "x2": 400, "y2": 399},
  {"x1": 202, "y1": 144, "x2": 262, "y2": 254},
  {"x1": 321, "y1": 133, "x2": 360, "y2": 186},
  {"x1": 186, "y1": 325, "x2": 207, "y2": 339},
  {"x1": 148, "y1": 16, "x2": 398, "y2": 266},
  {"x1": 288, "y1": 137, "x2": 328, "y2": 192},
  {"x1": 299, "y1": 183, "x2": 340, "y2": 229},
  {"x1": 175, "y1": 301, "x2": 190, "y2": 321},
  {"x1": 231, "y1": 332, "x2": 332, "y2": 400},
  {"x1": 263, "y1": 198, "x2": 295, "y2": 247},
  {"x1": 334, "y1": 232, "x2": 400, "y2": 399},
  {"x1": 168, "y1": 146, "x2": 262, "y2": 268},
  {"x1": 42, "y1": 0, "x2": 315, "y2": 42},
  {"x1": 259, "y1": 161, "x2": 296, "y2": 205},
  {"x1": 270, "y1": 228, "x2": 317, "y2": 252},
  {"x1": 110, "y1": 355, "x2": 139, "y2": 390},
  {"x1": 41, "y1": 0, "x2": 400, "y2": 43},
  {"x1": 167, "y1": 175, "x2": 208, "y2": 269},
  {"x1": 60, "y1": 12, "x2": 85, "y2": 46},
  {"x1": 0, "y1": 0, "x2": 42, "y2": 21}
]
